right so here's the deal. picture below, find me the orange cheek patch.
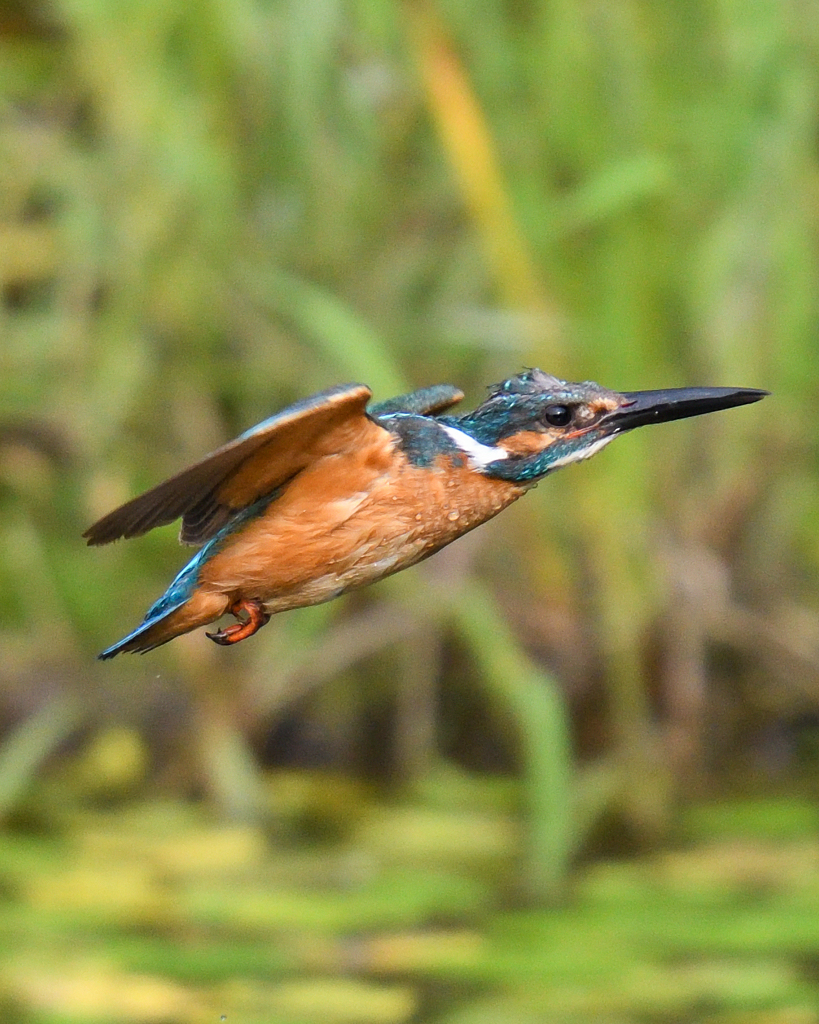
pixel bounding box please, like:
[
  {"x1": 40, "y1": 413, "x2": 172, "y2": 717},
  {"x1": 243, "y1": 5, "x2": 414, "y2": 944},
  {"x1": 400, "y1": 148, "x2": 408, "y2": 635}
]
[{"x1": 500, "y1": 430, "x2": 560, "y2": 457}]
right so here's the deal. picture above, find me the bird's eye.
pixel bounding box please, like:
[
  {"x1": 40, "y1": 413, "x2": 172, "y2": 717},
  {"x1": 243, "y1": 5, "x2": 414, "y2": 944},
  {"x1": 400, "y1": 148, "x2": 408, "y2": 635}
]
[{"x1": 543, "y1": 404, "x2": 572, "y2": 427}]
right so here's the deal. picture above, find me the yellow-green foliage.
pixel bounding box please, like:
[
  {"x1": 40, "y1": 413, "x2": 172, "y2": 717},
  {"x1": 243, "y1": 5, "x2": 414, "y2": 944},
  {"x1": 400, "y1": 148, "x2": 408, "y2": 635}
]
[
  {"x1": 1, "y1": 1, "x2": 819, "y2": 1020},
  {"x1": 1, "y1": 0, "x2": 816, "y2": 907}
]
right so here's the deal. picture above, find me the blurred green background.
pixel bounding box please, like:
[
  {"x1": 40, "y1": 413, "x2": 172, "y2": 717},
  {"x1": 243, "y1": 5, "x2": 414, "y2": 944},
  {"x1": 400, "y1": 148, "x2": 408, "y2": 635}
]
[{"x1": 1, "y1": 0, "x2": 817, "y2": 1021}]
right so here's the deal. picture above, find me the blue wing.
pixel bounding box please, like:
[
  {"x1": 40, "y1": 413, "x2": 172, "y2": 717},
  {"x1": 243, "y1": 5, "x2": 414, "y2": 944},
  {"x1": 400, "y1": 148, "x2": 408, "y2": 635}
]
[{"x1": 368, "y1": 385, "x2": 463, "y2": 418}]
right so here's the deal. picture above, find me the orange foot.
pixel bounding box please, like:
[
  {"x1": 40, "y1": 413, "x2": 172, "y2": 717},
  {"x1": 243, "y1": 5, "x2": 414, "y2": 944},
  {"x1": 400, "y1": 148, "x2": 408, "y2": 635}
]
[{"x1": 206, "y1": 598, "x2": 270, "y2": 646}]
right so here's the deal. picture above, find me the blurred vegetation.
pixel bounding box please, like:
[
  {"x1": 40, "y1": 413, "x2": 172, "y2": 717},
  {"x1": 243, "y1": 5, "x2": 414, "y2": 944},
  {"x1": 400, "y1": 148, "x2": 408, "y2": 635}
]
[{"x1": 1, "y1": 0, "x2": 818, "y2": 1020}]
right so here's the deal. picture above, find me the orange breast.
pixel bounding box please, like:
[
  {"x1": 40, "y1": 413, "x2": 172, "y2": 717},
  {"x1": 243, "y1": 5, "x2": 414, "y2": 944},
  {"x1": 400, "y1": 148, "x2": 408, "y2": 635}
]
[{"x1": 197, "y1": 428, "x2": 526, "y2": 612}]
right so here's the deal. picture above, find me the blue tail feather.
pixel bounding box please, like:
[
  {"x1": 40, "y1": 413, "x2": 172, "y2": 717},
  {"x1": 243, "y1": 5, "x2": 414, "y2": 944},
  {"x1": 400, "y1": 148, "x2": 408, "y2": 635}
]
[
  {"x1": 97, "y1": 548, "x2": 208, "y2": 659},
  {"x1": 99, "y1": 491, "x2": 280, "y2": 659},
  {"x1": 98, "y1": 605, "x2": 185, "y2": 658}
]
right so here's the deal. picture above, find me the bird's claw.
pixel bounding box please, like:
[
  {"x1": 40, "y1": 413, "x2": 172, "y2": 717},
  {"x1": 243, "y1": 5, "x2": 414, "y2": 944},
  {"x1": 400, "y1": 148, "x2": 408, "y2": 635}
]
[{"x1": 206, "y1": 598, "x2": 270, "y2": 646}]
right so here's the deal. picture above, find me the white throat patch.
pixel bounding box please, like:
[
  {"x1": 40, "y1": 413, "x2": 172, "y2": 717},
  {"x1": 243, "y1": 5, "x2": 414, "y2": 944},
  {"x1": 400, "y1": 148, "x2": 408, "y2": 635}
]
[
  {"x1": 545, "y1": 433, "x2": 616, "y2": 471},
  {"x1": 439, "y1": 424, "x2": 508, "y2": 470}
]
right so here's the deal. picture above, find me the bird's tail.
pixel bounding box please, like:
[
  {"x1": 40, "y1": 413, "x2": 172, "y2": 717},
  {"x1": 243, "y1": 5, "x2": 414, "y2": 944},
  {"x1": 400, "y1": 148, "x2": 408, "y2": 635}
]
[{"x1": 98, "y1": 589, "x2": 228, "y2": 659}]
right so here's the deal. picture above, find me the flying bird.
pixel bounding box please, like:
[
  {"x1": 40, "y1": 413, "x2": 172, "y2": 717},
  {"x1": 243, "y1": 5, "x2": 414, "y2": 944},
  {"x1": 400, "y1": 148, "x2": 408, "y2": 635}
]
[{"x1": 85, "y1": 370, "x2": 767, "y2": 658}]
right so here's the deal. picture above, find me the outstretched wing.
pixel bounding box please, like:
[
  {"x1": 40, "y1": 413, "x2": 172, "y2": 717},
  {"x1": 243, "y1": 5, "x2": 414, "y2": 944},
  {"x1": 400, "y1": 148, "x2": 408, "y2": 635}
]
[
  {"x1": 368, "y1": 384, "x2": 463, "y2": 419},
  {"x1": 84, "y1": 383, "x2": 376, "y2": 547}
]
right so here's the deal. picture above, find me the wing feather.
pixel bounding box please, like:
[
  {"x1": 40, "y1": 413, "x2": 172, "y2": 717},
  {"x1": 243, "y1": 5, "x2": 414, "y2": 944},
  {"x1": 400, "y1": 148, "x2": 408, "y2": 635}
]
[
  {"x1": 84, "y1": 383, "x2": 374, "y2": 546},
  {"x1": 368, "y1": 384, "x2": 463, "y2": 418}
]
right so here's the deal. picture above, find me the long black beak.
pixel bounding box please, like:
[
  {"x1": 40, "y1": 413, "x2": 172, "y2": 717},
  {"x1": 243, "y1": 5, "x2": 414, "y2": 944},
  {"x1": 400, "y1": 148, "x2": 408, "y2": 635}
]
[{"x1": 608, "y1": 386, "x2": 769, "y2": 432}]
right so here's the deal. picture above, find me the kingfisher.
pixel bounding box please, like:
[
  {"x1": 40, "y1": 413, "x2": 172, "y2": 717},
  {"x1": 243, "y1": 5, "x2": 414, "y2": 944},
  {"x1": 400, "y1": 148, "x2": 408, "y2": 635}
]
[{"x1": 86, "y1": 370, "x2": 767, "y2": 658}]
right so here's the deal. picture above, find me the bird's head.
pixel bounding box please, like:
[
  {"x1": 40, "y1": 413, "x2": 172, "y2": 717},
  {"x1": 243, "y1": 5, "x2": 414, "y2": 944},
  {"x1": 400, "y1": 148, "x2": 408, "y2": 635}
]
[{"x1": 443, "y1": 369, "x2": 767, "y2": 483}]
